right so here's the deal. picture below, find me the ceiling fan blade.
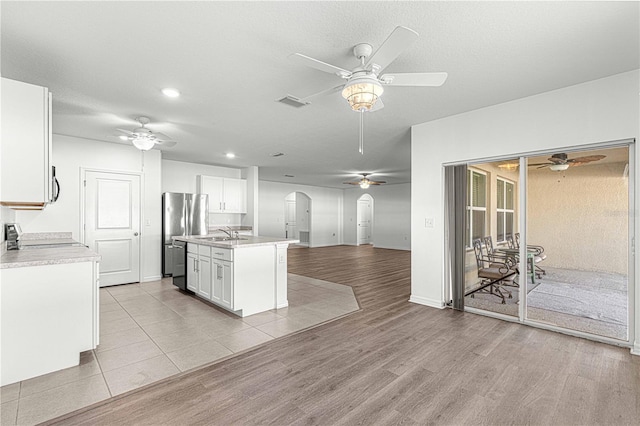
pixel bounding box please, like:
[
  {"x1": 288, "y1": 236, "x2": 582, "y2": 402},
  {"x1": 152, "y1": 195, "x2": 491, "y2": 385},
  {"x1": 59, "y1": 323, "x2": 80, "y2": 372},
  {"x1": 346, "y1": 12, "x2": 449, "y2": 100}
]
[
  {"x1": 152, "y1": 131, "x2": 172, "y2": 141},
  {"x1": 527, "y1": 162, "x2": 551, "y2": 167},
  {"x1": 369, "y1": 181, "x2": 386, "y2": 185},
  {"x1": 116, "y1": 128, "x2": 134, "y2": 135},
  {"x1": 537, "y1": 165, "x2": 550, "y2": 169},
  {"x1": 365, "y1": 26, "x2": 419, "y2": 73},
  {"x1": 343, "y1": 182, "x2": 361, "y2": 185},
  {"x1": 548, "y1": 157, "x2": 566, "y2": 164},
  {"x1": 155, "y1": 140, "x2": 177, "y2": 148},
  {"x1": 289, "y1": 53, "x2": 351, "y2": 78},
  {"x1": 299, "y1": 84, "x2": 345, "y2": 102},
  {"x1": 369, "y1": 98, "x2": 384, "y2": 112},
  {"x1": 567, "y1": 155, "x2": 606, "y2": 163},
  {"x1": 381, "y1": 72, "x2": 448, "y2": 87}
]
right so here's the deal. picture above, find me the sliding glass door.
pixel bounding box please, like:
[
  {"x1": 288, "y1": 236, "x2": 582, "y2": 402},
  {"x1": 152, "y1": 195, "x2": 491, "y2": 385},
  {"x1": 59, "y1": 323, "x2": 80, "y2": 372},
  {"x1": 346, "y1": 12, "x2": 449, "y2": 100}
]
[
  {"x1": 456, "y1": 142, "x2": 632, "y2": 344},
  {"x1": 525, "y1": 146, "x2": 630, "y2": 341},
  {"x1": 463, "y1": 159, "x2": 520, "y2": 318}
]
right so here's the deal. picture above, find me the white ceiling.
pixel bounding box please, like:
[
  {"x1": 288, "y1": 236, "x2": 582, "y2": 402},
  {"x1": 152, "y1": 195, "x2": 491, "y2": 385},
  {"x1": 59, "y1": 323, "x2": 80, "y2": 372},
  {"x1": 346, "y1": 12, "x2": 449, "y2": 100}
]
[{"x1": 2, "y1": 1, "x2": 638, "y2": 188}]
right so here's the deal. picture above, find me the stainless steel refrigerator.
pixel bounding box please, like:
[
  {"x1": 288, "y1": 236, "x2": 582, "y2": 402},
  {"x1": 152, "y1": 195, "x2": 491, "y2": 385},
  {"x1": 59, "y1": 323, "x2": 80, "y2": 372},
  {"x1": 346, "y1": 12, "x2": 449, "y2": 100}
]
[{"x1": 162, "y1": 192, "x2": 209, "y2": 276}]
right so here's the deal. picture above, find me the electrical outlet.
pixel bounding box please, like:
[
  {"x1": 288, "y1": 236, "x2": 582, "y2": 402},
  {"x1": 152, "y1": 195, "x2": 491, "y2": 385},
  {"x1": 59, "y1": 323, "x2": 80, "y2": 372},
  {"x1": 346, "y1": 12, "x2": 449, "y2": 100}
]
[{"x1": 425, "y1": 217, "x2": 434, "y2": 228}]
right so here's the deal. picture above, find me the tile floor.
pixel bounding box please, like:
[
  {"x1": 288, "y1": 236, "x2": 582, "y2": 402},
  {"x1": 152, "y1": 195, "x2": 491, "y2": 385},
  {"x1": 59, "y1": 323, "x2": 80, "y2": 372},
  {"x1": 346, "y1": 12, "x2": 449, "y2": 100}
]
[{"x1": 0, "y1": 274, "x2": 359, "y2": 425}]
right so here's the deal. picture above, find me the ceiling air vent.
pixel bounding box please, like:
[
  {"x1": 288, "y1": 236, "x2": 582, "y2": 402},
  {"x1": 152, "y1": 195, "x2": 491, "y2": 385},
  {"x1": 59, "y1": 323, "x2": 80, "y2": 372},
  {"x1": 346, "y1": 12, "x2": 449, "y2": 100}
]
[
  {"x1": 276, "y1": 95, "x2": 310, "y2": 108},
  {"x1": 271, "y1": 152, "x2": 285, "y2": 157}
]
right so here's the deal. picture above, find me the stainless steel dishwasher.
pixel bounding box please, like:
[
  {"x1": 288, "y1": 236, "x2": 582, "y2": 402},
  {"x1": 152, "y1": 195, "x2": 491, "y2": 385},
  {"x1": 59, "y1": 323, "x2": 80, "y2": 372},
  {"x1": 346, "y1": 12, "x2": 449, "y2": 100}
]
[{"x1": 171, "y1": 240, "x2": 188, "y2": 291}]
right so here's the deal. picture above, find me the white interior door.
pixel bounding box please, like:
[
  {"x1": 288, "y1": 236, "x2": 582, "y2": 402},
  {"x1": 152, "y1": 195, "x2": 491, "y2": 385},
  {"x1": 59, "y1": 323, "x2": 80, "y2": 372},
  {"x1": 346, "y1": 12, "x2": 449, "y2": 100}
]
[
  {"x1": 285, "y1": 200, "x2": 297, "y2": 239},
  {"x1": 84, "y1": 171, "x2": 141, "y2": 287},
  {"x1": 358, "y1": 198, "x2": 372, "y2": 245}
]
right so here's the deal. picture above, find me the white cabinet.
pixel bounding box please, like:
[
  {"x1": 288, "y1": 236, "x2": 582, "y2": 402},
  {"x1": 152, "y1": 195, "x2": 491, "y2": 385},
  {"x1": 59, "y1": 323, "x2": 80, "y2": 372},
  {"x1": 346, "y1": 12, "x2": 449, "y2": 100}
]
[
  {"x1": 0, "y1": 78, "x2": 54, "y2": 209},
  {"x1": 197, "y1": 175, "x2": 247, "y2": 213},
  {"x1": 186, "y1": 252, "x2": 198, "y2": 292},
  {"x1": 198, "y1": 256, "x2": 212, "y2": 299},
  {"x1": 186, "y1": 243, "x2": 213, "y2": 298},
  {"x1": 186, "y1": 242, "x2": 279, "y2": 317},
  {"x1": 211, "y1": 249, "x2": 234, "y2": 310},
  {"x1": 221, "y1": 178, "x2": 246, "y2": 213},
  {"x1": 1, "y1": 261, "x2": 99, "y2": 386}
]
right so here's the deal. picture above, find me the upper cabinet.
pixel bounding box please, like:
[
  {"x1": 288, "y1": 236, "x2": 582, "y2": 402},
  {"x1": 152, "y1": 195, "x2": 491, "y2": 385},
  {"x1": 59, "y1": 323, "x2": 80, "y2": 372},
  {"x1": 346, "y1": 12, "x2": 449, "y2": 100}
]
[
  {"x1": 197, "y1": 175, "x2": 247, "y2": 214},
  {"x1": 1, "y1": 78, "x2": 56, "y2": 210}
]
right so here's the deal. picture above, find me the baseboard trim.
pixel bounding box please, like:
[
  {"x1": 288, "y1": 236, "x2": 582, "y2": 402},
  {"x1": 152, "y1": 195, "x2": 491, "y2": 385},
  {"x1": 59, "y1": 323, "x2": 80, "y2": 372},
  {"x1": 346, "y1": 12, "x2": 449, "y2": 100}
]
[
  {"x1": 142, "y1": 275, "x2": 162, "y2": 283},
  {"x1": 372, "y1": 244, "x2": 410, "y2": 251},
  {"x1": 409, "y1": 295, "x2": 445, "y2": 309},
  {"x1": 276, "y1": 301, "x2": 289, "y2": 309},
  {"x1": 631, "y1": 342, "x2": 640, "y2": 356}
]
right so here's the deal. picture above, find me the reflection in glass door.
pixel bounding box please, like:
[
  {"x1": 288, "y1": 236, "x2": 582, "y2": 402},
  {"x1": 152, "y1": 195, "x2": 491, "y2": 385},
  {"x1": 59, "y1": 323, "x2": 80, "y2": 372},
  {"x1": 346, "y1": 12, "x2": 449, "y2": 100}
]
[{"x1": 525, "y1": 146, "x2": 629, "y2": 341}]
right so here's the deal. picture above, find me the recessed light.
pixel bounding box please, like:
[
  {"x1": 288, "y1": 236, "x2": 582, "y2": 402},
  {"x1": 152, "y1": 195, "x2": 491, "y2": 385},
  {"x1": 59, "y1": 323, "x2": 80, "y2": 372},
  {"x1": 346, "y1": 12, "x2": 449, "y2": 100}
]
[
  {"x1": 161, "y1": 88, "x2": 180, "y2": 98},
  {"x1": 226, "y1": 153, "x2": 236, "y2": 159},
  {"x1": 119, "y1": 135, "x2": 129, "y2": 141}
]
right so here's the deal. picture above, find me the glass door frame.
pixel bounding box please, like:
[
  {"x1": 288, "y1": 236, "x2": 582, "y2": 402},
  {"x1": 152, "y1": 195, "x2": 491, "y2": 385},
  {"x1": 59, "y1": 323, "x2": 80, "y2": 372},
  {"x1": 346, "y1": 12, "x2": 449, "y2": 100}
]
[{"x1": 460, "y1": 139, "x2": 635, "y2": 348}]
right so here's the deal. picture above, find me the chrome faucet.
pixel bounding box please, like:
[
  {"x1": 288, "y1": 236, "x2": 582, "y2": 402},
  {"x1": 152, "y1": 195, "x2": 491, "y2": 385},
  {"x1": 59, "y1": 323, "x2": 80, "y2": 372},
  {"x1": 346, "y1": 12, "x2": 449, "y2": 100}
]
[{"x1": 220, "y1": 227, "x2": 234, "y2": 239}]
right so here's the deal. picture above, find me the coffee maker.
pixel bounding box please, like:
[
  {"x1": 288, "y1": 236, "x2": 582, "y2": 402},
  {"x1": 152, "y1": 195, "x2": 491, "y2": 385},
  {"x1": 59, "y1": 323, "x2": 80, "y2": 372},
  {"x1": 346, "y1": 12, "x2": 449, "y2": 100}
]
[{"x1": 5, "y1": 223, "x2": 22, "y2": 250}]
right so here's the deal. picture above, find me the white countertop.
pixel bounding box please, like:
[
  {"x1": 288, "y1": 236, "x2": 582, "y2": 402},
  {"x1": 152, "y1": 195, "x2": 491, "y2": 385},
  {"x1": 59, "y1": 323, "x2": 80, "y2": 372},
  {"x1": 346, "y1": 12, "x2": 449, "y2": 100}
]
[
  {"x1": 1, "y1": 245, "x2": 101, "y2": 269},
  {"x1": 174, "y1": 235, "x2": 299, "y2": 248}
]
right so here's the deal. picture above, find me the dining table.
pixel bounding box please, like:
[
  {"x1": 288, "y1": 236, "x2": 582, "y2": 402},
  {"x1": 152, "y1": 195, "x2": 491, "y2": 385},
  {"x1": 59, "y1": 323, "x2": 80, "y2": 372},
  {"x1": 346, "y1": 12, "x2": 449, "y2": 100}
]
[{"x1": 495, "y1": 247, "x2": 538, "y2": 284}]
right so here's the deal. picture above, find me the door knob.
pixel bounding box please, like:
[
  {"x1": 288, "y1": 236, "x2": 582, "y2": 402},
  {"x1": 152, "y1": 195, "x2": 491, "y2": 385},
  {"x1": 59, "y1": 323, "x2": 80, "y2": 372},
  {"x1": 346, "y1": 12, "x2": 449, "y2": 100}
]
[{"x1": 134, "y1": 232, "x2": 139, "y2": 236}]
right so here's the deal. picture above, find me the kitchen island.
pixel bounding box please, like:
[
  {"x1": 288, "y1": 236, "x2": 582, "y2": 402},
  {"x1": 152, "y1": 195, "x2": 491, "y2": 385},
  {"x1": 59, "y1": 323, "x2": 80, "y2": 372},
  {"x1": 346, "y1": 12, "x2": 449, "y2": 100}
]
[
  {"x1": 173, "y1": 235, "x2": 298, "y2": 317},
  {"x1": 0, "y1": 235, "x2": 101, "y2": 386}
]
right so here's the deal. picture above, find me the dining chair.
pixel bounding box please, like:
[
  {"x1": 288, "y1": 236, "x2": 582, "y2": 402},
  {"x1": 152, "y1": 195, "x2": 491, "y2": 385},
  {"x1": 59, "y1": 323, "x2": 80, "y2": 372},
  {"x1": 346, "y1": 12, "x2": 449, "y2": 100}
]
[
  {"x1": 514, "y1": 233, "x2": 546, "y2": 277},
  {"x1": 465, "y1": 238, "x2": 516, "y2": 304}
]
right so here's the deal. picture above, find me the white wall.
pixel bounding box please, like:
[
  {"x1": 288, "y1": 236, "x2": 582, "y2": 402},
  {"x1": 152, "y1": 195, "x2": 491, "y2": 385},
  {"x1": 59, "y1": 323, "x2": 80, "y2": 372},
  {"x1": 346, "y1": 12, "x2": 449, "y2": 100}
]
[
  {"x1": 259, "y1": 181, "x2": 343, "y2": 247},
  {"x1": 343, "y1": 183, "x2": 411, "y2": 250},
  {"x1": 16, "y1": 135, "x2": 162, "y2": 281},
  {"x1": 241, "y1": 166, "x2": 259, "y2": 234},
  {"x1": 161, "y1": 159, "x2": 245, "y2": 227},
  {"x1": 161, "y1": 159, "x2": 241, "y2": 193},
  {"x1": 410, "y1": 70, "x2": 640, "y2": 353}
]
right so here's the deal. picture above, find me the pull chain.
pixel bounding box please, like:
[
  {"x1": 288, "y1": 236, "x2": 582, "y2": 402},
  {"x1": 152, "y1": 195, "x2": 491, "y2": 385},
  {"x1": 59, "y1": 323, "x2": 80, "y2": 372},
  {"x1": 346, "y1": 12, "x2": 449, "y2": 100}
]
[{"x1": 359, "y1": 109, "x2": 364, "y2": 155}]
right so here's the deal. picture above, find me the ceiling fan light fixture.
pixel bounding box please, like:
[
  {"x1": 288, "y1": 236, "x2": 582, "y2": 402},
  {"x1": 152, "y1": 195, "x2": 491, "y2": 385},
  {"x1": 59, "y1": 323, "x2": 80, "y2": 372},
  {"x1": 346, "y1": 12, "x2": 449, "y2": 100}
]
[
  {"x1": 341, "y1": 78, "x2": 384, "y2": 111},
  {"x1": 498, "y1": 163, "x2": 519, "y2": 172},
  {"x1": 359, "y1": 180, "x2": 370, "y2": 189},
  {"x1": 132, "y1": 136, "x2": 155, "y2": 151},
  {"x1": 549, "y1": 164, "x2": 570, "y2": 172}
]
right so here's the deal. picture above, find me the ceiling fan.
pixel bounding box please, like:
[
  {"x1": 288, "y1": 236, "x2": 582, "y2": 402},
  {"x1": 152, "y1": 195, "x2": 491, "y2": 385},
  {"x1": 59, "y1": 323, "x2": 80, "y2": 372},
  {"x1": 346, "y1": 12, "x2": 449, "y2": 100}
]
[
  {"x1": 343, "y1": 173, "x2": 386, "y2": 189},
  {"x1": 117, "y1": 117, "x2": 177, "y2": 151},
  {"x1": 529, "y1": 153, "x2": 606, "y2": 171},
  {"x1": 285, "y1": 26, "x2": 447, "y2": 155},
  {"x1": 286, "y1": 26, "x2": 448, "y2": 113}
]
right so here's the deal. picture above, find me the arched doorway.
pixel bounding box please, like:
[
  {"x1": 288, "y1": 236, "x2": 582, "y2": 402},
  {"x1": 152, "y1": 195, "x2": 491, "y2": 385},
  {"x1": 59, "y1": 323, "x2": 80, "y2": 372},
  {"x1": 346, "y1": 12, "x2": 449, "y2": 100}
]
[
  {"x1": 284, "y1": 192, "x2": 311, "y2": 247},
  {"x1": 357, "y1": 194, "x2": 374, "y2": 246}
]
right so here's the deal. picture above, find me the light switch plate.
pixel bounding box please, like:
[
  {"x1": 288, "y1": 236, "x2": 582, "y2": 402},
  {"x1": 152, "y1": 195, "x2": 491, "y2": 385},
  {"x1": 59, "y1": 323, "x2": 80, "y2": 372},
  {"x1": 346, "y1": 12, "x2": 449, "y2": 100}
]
[{"x1": 425, "y1": 217, "x2": 434, "y2": 228}]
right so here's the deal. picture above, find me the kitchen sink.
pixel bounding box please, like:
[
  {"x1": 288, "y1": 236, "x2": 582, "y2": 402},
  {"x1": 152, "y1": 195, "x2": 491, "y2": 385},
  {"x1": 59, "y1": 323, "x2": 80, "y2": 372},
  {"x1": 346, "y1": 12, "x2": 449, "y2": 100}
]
[{"x1": 194, "y1": 236, "x2": 248, "y2": 242}]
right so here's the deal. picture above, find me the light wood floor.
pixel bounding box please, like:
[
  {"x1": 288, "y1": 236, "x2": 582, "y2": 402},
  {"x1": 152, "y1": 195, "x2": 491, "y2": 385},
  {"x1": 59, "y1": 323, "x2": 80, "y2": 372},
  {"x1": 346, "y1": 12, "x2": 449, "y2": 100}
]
[{"x1": 47, "y1": 245, "x2": 639, "y2": 425}]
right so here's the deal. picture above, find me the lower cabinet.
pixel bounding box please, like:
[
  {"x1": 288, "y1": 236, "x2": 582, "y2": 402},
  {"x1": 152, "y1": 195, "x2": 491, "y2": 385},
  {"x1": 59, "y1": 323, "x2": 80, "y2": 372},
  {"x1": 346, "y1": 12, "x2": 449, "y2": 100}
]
[
  {"x1": 187, "y1": 243, "x2": 233, "y2": 310},
  {"x1": 185, "y1": 242, "x2": 278, "y2": 317},
  {"x1": 212, "y1": 259, "x2": 233, "y2": 309},
  {"x1": 197, "y1": 256, "x2": 212, "y2": 299},
  {"x1": 186, "y1": 251, "x2": 198, "y2": 292},
  {"x1": 1, "y1": 261, "x2": 99, "y2": 386}
]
